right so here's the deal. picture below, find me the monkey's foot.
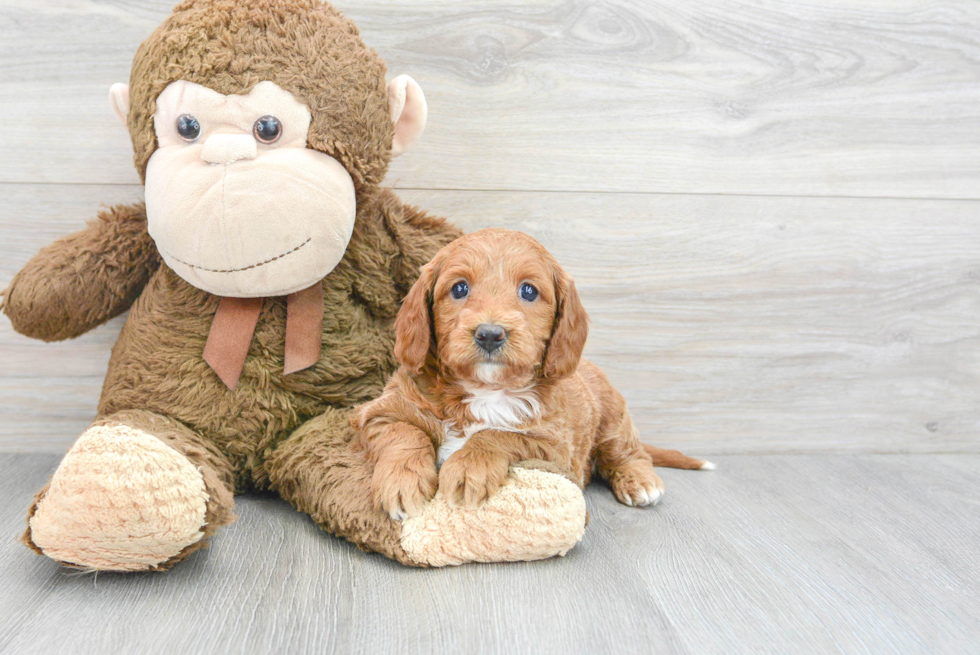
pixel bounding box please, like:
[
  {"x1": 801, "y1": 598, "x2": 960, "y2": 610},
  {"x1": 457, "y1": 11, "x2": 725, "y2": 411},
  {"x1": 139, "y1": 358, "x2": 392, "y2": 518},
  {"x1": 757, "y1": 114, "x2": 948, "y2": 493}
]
[
  {"x1": 399, "y1": 464, "x2": 587, "y2": 566},
  {"x1": 26, "y1": 422, "x2": 210, "y2": 571}
]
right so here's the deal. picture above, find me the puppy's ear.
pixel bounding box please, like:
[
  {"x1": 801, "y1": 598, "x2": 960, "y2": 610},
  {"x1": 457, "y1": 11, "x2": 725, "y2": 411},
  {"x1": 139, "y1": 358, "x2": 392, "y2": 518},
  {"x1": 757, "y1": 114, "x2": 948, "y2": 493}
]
[
  {"x1": 394, "y1": 260, "x2": 439, "y2": 373},
  {"x1": 542, "y1": 270, "x2": 589, "y2": 380}
]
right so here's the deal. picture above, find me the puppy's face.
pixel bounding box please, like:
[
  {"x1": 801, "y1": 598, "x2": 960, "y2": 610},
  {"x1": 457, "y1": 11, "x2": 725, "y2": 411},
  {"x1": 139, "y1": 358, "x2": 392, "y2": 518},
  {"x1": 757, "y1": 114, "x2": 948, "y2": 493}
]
[
  {"x1": 395, "y1": 229, "x2": 588, "y2": 388},
  {"x1": 432, "y1": 236, "x2": 557, "y2": 387}
]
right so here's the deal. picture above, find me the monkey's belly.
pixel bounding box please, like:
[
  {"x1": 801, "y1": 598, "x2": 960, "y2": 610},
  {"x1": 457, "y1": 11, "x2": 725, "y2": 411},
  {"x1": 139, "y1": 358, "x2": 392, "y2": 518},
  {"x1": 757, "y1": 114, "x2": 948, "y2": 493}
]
[{"x1": 97, "y1": 267, "x2": 396, "y2": 465}]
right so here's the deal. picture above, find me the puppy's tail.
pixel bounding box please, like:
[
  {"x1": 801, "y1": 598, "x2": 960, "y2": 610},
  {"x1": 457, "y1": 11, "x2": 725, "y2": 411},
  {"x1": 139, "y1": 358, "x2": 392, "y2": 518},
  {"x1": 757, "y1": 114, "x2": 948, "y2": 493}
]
[{"x1": 643, "y1": 444, "x2": 716, "y2": 471}]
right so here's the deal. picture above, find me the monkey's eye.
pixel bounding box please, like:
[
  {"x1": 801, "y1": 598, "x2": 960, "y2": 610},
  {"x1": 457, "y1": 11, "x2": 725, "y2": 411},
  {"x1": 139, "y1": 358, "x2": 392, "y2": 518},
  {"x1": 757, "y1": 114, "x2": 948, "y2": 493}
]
[
  {"x1": 451, "y1": 281, "x2": 469, "y2": 300},
  {"x1": 519, "y1": 283, "x2": 539, "y2": 302},
  {"x1": 253, "y1": 116, "x2": 282, "y2": 144},
  {"x1": 176, "y1": 114, "x2": 201, "y2": 142}
]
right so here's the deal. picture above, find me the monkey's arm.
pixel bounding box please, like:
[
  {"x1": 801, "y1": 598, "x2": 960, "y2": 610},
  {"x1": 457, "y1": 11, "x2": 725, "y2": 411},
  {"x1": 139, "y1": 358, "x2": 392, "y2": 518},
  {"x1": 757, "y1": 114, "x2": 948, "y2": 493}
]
[
  {"x1": 379, "y1": 189, "x2": 463, "y2": 294},
  {"x1": 1, "y1": 202, "x2": 160, "y2": 341}
]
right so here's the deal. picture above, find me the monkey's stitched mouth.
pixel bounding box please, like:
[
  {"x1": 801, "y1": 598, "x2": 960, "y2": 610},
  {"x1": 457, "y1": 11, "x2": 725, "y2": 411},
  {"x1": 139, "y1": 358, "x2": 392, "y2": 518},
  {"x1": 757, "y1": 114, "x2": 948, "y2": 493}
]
[{"x1": 165, "y1": 238, "x2": 312, "y2": 274}]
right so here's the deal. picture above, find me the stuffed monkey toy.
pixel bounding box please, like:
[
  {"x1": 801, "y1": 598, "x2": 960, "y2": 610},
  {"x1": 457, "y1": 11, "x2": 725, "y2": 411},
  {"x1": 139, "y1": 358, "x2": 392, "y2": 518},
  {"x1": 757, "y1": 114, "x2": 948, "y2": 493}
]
[{"x1": 1, "y1": 0, "x2": 587, "y2": 571}]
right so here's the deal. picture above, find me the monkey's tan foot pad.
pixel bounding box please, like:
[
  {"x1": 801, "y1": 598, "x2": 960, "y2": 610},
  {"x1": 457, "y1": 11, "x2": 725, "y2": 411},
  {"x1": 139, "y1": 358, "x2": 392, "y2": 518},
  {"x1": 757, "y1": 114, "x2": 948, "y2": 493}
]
[
  {"x1": 399, "y1": 466, "x2": 587, "y2": 567},
  {"x1": 27, "y1": 423, "x2": 210, "y2": 571}
]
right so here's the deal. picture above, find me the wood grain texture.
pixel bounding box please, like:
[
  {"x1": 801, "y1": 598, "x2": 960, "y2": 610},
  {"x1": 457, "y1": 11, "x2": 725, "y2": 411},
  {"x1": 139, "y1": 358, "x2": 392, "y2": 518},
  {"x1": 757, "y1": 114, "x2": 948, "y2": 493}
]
[
  {"x1": 407, "y1": 190, "x2": 980, "y2": 455},
  {"x1": 1, "y1": 0, "x2": 979, "y2": 197},
  {"x1": 0, "y1": 452, "x2": 977, "y2": 654},
  {"x1": 1, "y1": 2, "x2": 976, "y2": 651},
  {"x1": 2, "y1": 185, "x2": 977, "y2": 454}
]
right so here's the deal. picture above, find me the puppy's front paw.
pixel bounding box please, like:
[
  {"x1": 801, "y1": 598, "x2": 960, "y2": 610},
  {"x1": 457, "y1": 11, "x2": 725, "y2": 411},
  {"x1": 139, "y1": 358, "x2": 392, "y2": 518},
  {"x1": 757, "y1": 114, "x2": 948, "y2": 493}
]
[
  {"x1": 372, "y1": 455, "x2": 437, "y2": 521},
  {"x1": 609, "y1": 459, "x2": 665, "y2": 507},
  {"x1": 439, "y1": 449, "x2": 511, "y2": 508}
]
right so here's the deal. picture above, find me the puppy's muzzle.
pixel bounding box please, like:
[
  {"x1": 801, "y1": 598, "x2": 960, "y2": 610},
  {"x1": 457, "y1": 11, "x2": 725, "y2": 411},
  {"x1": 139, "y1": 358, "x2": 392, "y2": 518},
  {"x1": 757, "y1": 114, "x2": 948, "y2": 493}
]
[{"x1": 474, "y1": 323, "x2": 507, "y2": 354}]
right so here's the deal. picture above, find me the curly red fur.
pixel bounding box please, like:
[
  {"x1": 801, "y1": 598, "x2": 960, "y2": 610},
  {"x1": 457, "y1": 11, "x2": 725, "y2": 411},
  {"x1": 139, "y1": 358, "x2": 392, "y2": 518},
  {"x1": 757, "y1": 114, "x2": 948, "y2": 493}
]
[{"x1": 356, "y1": 229, "x2": 708, "y2": 518}]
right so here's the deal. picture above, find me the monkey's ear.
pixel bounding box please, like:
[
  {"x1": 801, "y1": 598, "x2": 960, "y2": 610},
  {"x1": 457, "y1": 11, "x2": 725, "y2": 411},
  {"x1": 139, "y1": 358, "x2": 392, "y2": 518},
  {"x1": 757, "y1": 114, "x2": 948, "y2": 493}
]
[
  {"x1": 108, "y1": 83, "x2": 130, "y2": 128},
  {"x1": 387, "y1": 75, "x2": 427, "y2": 157}
]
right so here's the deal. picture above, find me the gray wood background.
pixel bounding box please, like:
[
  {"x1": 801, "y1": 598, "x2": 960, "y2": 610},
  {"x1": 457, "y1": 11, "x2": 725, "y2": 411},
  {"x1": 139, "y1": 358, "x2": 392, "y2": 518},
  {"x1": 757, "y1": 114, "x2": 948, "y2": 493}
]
[
  {"x1": 1, "y1": 0, "x2": 977, "y2": 454},
  {"x1": 1, "y1": 3, "x2": 979, "y2": 654}
]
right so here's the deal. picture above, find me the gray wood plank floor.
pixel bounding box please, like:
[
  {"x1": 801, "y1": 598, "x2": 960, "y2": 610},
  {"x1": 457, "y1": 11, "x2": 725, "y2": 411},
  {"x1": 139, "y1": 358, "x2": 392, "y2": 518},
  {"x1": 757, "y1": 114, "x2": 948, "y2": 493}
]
[{"x1": 1, "y1": 453, "x2": 977, "y2": 655}]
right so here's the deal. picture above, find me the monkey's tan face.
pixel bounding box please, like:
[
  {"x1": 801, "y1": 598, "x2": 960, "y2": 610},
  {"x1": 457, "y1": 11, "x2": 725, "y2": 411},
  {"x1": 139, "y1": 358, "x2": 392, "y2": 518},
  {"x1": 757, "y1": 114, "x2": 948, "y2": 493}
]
[{"x1": 145, "y1": 81, "x2": 357, "y2": 297}]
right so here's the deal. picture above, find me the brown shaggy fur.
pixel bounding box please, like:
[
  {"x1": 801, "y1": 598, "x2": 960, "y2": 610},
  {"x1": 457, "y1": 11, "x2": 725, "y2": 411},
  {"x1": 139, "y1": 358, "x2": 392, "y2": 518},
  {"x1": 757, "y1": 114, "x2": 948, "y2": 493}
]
[
  {"x1": 2, "y1": 0, "x2": 461, "y2": 568},
  {"x1": 355, "y1": 230, "x2": 707, "y2": 519},
  {"x1": 128, "y1": 0, "x2": 393, "y2": 192}
]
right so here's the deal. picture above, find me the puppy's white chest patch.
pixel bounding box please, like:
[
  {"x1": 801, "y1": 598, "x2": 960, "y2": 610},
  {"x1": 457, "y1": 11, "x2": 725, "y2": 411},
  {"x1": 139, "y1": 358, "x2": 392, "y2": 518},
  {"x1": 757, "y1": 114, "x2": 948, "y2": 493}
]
[
  {"x1": 437, "y1": 421, "x2": 467, "y2": 466},
  {"x1": 463, "y1": 385, "x2": 541, "y2": 427},
  {"x1": 437, "y1": 386, "x2": 541, "y2": 467}
]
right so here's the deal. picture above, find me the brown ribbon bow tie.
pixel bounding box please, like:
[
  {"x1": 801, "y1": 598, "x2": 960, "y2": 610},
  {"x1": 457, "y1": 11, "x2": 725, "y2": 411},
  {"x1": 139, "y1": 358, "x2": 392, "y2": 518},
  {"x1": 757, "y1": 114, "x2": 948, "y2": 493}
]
[{"x1": 203, "y1": 283, "x2": 324, "y2": 390}]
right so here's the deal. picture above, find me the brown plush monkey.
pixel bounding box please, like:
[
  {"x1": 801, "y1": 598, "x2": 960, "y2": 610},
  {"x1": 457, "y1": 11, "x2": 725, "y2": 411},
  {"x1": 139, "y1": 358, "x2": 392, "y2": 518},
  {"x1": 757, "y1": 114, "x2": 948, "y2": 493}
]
[{"x1": 1, "y1": 0, "x2": 586, "y2": 571}]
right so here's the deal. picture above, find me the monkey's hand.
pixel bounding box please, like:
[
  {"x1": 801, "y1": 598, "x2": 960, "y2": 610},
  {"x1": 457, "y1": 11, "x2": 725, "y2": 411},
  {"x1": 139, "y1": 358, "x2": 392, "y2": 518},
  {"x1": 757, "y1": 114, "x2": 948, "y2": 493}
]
[{"x1": 2, "y1": 202, "x2": 159, "y2": 341}]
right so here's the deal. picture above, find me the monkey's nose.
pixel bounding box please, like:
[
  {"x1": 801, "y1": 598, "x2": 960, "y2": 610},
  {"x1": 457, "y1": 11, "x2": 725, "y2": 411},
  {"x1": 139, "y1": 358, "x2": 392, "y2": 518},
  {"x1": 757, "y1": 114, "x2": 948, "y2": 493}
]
[
  {"x1": 200, "y1": 134, "x2": 258, "y2": 165},
  {"x1": 474, "y1": 324, "x2": 507, "y2": 354}
]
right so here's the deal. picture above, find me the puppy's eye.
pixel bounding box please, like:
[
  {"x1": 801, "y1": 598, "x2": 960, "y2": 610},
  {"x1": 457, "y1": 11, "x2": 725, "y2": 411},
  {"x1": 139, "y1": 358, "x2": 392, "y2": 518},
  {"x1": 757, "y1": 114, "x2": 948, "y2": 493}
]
[
  {"x1": 176, "y1": 114, "x2": 201, "y2": 142},
  {"x1": 519, "y1": 283, "x2": 539, "y2": 302},
  {"x1": 253, "y1": 115, "x2": 282, "y2": 144},
  {"x1": 451, "y1": 281, "x2": 469, "y2": 299}
]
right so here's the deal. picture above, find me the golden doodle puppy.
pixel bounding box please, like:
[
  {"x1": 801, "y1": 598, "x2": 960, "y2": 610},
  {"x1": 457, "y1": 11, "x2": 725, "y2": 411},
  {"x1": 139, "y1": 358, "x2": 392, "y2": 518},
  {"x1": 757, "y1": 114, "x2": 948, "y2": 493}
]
[{"x1": 354, "y1": 229, "x2": 713, "y2": 520}]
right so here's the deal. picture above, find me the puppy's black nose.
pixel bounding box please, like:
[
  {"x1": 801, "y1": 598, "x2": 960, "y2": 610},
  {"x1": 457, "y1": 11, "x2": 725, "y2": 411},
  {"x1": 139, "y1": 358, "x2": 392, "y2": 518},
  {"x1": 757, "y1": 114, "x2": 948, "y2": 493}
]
[{"x1": 474, "y1": 324, "x2": 507, "y2": 354}]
